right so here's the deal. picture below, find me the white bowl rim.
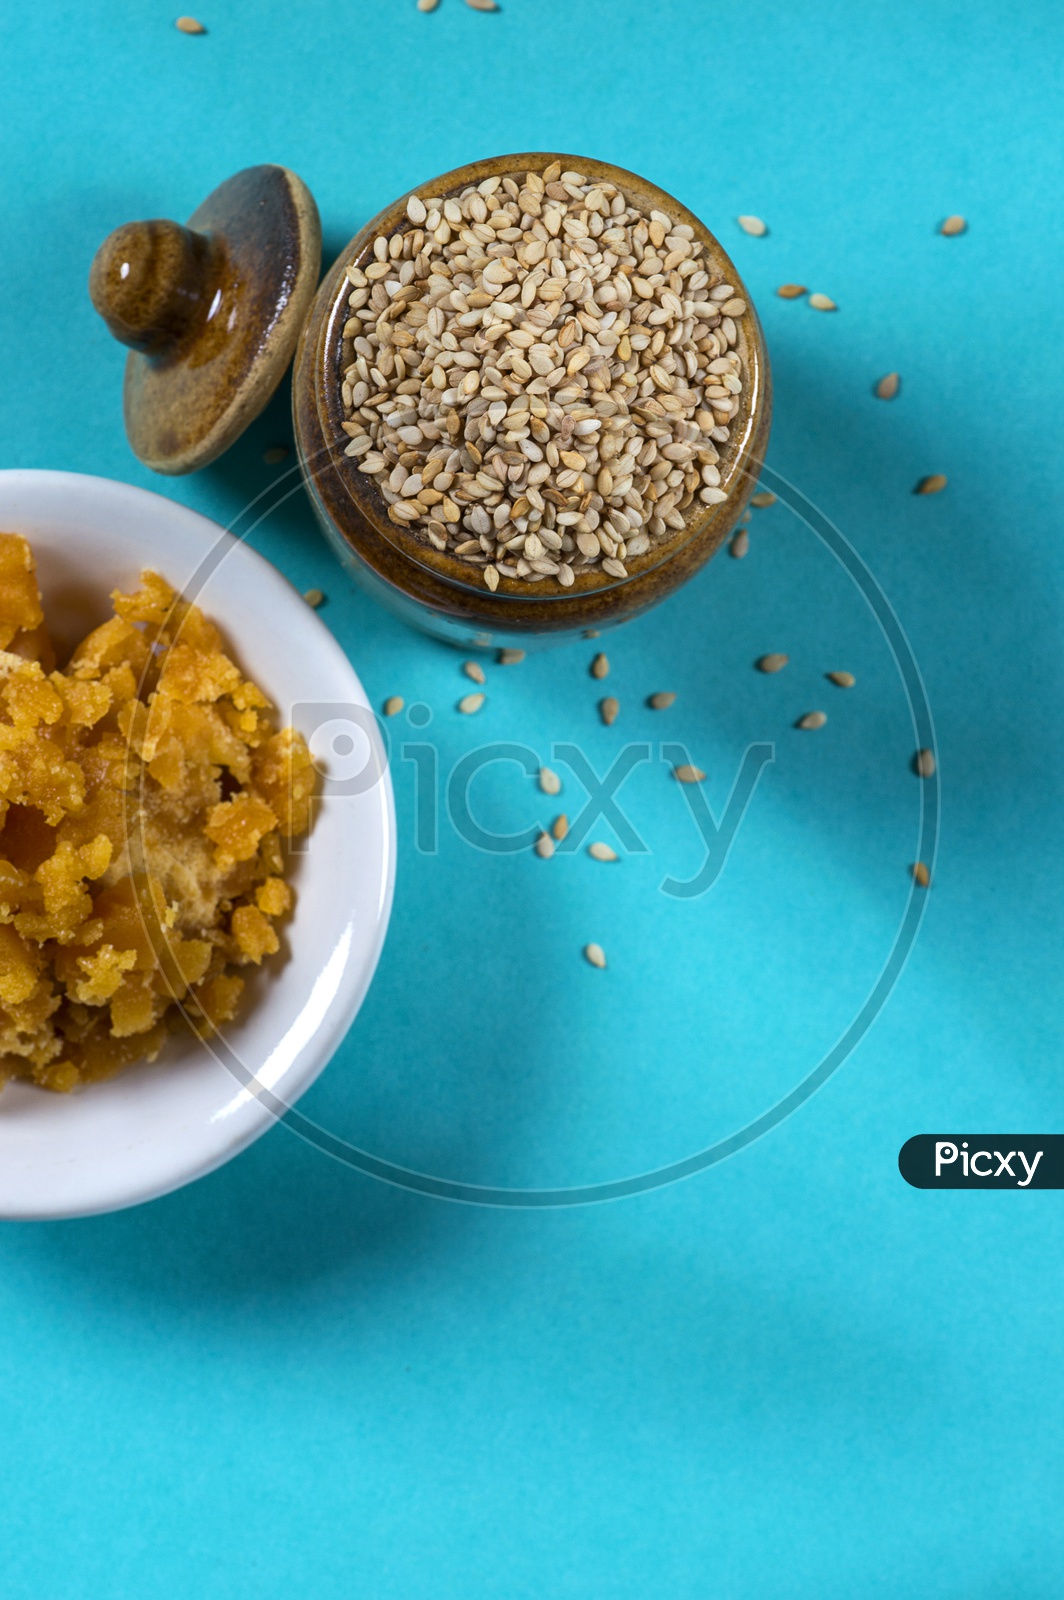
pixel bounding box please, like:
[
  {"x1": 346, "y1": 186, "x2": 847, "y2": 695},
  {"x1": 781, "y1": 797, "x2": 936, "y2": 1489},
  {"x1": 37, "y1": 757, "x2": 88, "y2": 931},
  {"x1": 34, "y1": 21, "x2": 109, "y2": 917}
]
[{"x1": 0, "y1": 469, "x2": 396, "y2": 1220}]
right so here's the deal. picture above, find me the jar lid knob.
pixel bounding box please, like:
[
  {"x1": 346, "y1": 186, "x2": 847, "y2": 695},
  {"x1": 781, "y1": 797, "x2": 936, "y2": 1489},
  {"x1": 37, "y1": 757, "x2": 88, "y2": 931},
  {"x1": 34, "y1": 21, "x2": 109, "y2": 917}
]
[
  {"x1": 90, "y1": 220, "x2": 219, "y2": 356},
  {"x1": 87, "y1": 166, "x2": 321, "y2": 476}
]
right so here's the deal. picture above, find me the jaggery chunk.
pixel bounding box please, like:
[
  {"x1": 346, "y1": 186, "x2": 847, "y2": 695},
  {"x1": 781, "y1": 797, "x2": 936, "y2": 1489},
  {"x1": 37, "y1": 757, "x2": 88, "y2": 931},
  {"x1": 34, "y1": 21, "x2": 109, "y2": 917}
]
[
  {"x1": 255, "y1": 877, "x2": 291, "y2": 918},
  {"x1": 0, "y1": 923, "x2": 40, "y2": 1007},
  {"x1": 253, "y1": 728, "x2": 316, "y2": 837},
  {"x1": 230, "y1": 904, "x2": 280, "y2": 964},
  {"x1": 0, "y1": 533, "x2": 44, "y2": 650},
  {"x1": 206, "y1": 793, "x2": 278, "y2": 865},
  {"x1": 0, "y1": 534, "x2": 313, "y2": 1093}
]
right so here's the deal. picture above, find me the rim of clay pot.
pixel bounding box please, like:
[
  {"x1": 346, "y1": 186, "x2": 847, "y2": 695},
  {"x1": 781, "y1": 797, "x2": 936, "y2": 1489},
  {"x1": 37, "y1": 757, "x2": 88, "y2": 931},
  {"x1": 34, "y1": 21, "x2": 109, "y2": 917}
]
[{"x1": 297, "y1": 151, "x2": 769, "y2": 606}]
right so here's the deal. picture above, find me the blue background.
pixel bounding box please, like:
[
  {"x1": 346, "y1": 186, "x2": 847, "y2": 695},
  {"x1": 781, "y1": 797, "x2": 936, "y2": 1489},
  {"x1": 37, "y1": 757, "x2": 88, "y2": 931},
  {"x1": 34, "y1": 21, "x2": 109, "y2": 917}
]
[{"x1": 2, "y1": 0, "x2": 1062, "y2": 1593}]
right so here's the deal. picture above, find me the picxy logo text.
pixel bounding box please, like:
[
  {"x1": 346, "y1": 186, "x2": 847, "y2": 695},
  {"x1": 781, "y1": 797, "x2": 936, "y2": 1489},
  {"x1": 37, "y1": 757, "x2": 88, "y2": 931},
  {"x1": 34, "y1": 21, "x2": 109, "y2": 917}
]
[{"x1": 898, "y1": 1135, "x2": 1063, "y2": 1190}]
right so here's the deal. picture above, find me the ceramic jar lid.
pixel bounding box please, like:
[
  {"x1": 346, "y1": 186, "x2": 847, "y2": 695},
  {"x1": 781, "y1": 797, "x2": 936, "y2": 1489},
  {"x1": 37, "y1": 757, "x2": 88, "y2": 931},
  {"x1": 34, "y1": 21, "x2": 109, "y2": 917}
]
[{"x1": 89, "y1": 165, "x2": 321, "y2": 475}]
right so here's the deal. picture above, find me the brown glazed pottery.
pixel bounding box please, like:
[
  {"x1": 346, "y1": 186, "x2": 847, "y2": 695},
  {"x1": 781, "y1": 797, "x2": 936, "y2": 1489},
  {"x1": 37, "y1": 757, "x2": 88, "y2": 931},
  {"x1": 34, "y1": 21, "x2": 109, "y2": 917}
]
[
  {"x1": 293, "y1": 151, "x2": 771, "y2": 647},
  {"x1": 90, "y1": 154, "x2": 770, "y2": 644},
  {"x1": 90, "y1": 165, "x2": 321, "y2": 475}
]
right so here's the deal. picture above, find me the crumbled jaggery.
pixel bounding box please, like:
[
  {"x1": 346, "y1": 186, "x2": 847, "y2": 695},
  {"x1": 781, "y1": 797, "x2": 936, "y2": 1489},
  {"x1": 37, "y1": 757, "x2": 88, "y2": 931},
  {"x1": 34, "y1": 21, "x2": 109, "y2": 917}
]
[{"x1": 0, "y1": 533, "x2": 314, "y2": 1092}]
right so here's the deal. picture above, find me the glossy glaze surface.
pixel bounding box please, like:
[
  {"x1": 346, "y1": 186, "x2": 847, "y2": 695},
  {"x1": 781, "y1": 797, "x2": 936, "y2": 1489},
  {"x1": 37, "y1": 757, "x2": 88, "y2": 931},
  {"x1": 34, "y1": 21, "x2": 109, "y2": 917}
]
[{"x1": 90, "y1": 165, "x2": 322, "y2": 475}]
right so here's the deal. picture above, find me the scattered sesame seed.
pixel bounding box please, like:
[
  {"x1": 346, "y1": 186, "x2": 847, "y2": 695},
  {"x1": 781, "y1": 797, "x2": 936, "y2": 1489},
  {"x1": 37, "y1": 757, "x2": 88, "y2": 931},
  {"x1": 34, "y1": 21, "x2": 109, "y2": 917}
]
[
  {"x1": 539, "y1": 766, "x2": 561, "y2": 795},
  {"x1": 589, "y1": 842, "x2": 618, "y2": 862},
  {"x1": 458, "y1": 692, "x2": 485, "y2": 714},
  {"x1": 648, "y1": 691, "x2": 676, "y2": 710},
  {"x1": 914, "y1": 748, "x2": 936, "y2": 778},
  {"x1": 535, "y1": 832, "x2": 555, "y2": 859},
  {"x1": 826, "y1": 670, "x2": 855, "y2": 688},
  {"x1": 584, "y1": 942, "x2": 607, "y2": 969},
  {"x1": 809, "y1": 293, "x2": 837, "y2": 312},
  {"x1": 551, "y1": 814, "x2": 569, "y2": 841},
  {"x1": 940, "y1": 215, "x2": 967, "y2": 236},
  {"x1": 599, "y1": 696, "x2": 620, "y2": 725},
  {"x1": 875, "y1": 373, "x2": 900, "y2": 400},
  {"x1": 912, "y1": 862, "x2": 931, "y2": 887},
  {"x1": 796, "y1": 711, "x2": 827, "y2": 730},
  {"x1": 590, "y1": 652, "x2": 610, "y2": 680},
  {"x1": 383, "y1": 696, "x2": 404, "y2": 717},
  {"x1": 776, "y1": 284, "x2": 807, "y2": 299},
  {"x1": 737, "y1": 215, "x2": 768, "y2": 236},
  {"x1": 729, "y1": 527, "x2": 749, "y2": 559},
  {"x1": 175, "y1": 15, "x2": 206, "y2": 32},
  {"x1": 498, "y1": 648, "x2": 526, "y2": 665},
  {"x1": 756, "y1": 653, "x2": 788, "y2": 673},
  {"x1": 673, "y1": 764, "x2": 706, "y2": 783},
  {"x1": 302, "y1": 588, "x2": 325, "y2": 608},
  {"x1": 914, "y1": 474, "x2": 947, "y2": 495},
  {"x1": 750, "y1": 491, "x2": 777, "y2": 508},
  {"x1": 417, "y1": 0, "x2": 439, "y2": 12},
  {"x1": 462, "y1": 660, "x2": 486, "y2": 684}
]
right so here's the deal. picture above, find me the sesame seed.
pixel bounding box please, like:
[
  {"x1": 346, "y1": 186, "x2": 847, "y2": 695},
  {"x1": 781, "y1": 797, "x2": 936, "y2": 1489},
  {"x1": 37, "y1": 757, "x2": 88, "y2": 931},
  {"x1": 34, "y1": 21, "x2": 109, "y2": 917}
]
[
  {"x1": 826, "y1": 670, "x2": 855, "y2": 688},
  {"x1": 175, "y1": 15, "x2": 206, "y2": 32},
  {"x1": 729, "y1": 528, "x2": 749, "y2": 559},
  {"x1": 462, "y1": 660, "x2": 486, "y2": 684},
  {"x1": 673, "y1": 764, "x2": 706, "y2": 783},
  {"x1": 914, "y1": 474, "x2": 947, "y2": 495},
  {"x1": 498, "y1": 648, "x2": 526, "y2": 665},
  {"x1": 584, "y1": 942, "x2": 607, "y2": 969},
  {"x1": 737, "y1": 215, "x2": 768, "y2": 236},
  {"x1": 809, "y1": 293, "x2": 837, "y2": 312},
  {"x1": 551, "y1": 814, "x2": 569, "y2": 840},
  {"x1": 796, "y1": 711, "x2": 827, "y2": 730},
  {"x1": 599, "y1": 696, "x2": 619, "y2": 725},
  {"x1": 940, "y1": 215, "x2": 967, "y2": 236},
  {"x1": 756, "y1": 653, "x2": 788, "y2": 673},
  {"x1": 539, "y1": 766, "x2": 561, "y2": 795},
  {"x1": 302, "y1": 588, "x2": 325, "y2": 608},
  {"x1": 750, "y1": 490, "x2": 777, "y2": 508},
  {"x1": 648, "y1": 691, "x2": 676, "y2": 710},
  {"x1": 914, "y1": 748, "x2": 936, "y2": 778},
  {"x1": 590, "y1": 652, "x2": 610, "y2": 680},
  {"x1": 535, "y1": 832, "x2": 555, "y2": 859},
  {"x1": 875, "y1": 373, "x2": 900, "y2": 400},
  {"x1": 776, "y1": 284, "x2": 807, "y2": 299},
  {"x1": 458, "y1": 692, "x2": 485, "y2": 714},
  {"x1": 383, "y1": 696, "x2": 405, "y2": 716},
  {"x1": 263, "y1": 444, "x2": 290, "y2": 464},
  {"x1": 912, "y1": 862, "x2": 931, "y2": 887},
  {"x1": 589, "y1": 842, "x2": 618, "y2": 862}
]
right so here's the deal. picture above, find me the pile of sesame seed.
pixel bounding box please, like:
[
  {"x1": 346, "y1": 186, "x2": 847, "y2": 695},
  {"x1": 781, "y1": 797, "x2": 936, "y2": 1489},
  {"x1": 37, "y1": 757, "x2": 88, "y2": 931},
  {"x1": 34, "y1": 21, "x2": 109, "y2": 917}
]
[{"x1": 339, "y1": 162, "x2": 747, "y2": 592}]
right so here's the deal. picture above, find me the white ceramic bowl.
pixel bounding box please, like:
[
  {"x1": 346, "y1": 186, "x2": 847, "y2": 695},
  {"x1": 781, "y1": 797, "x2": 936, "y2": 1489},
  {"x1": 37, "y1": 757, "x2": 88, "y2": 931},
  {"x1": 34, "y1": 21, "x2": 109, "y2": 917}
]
[{"x1": 0, "y1": 470, "x2": 395, "y2": 1219}]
